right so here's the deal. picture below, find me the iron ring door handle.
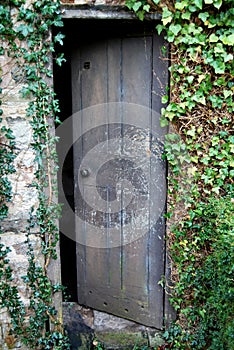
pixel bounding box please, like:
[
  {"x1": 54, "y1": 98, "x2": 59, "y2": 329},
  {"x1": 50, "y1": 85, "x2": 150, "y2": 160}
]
[{"x1": 80, "y1": 168, "x2": 90, "y2": 177}]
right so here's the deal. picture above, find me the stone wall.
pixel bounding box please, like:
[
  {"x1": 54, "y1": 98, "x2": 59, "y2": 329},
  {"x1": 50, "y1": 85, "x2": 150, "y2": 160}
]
[{"x1": 0, "y1": 52, "x2": 43, "y2": 349}]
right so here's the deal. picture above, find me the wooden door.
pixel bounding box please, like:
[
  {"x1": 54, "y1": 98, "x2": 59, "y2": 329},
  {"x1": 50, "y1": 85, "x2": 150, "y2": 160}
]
[{"x1": 71, "y1": 21, "x2": 168, "y2": 328}]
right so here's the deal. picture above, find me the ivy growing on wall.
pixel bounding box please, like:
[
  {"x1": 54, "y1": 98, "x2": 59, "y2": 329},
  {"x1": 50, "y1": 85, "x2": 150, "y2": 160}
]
[
  {"x1": 126, "y1": 0, "x2": 234, "y2": 349},
  {"x1": 0, "y1": 0, "x2": 69, "y2": 348}
]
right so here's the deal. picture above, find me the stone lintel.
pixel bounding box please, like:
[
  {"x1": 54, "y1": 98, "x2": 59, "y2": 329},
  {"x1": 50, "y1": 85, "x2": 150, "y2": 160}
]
[{"x1": 61, "y1": 5, "x2": 161, "y2": 20}]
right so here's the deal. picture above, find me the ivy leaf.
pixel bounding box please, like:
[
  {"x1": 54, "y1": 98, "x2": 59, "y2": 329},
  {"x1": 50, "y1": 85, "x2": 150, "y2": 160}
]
[
  {"x1": 198, "y1": 12, "x2": 209, "y2": 22},
  {"x1": 221, "y1": 34, "x2": 234, "y2": 45},
  {"x1": 143, "y1": 4, "x2": 150, "y2": 12},
  {"x1": 198, "y1": 74, "x2": 206, "y2": 83},
  {"x1": 54, "y1": 33, "x2": 65, "y2": 45},
  {"x1": 137, "y1": 10, "x2": 145, "y2": 21},
  {"x1": 224, "y1": 53, "x2": 233, "y2": 62},
  {"x1": 213, "y1": 0, "x2": 222, "y2": 9},
  {"x1": 169, "y1": 24, "x2": 182, "y2": 36},
  {"x1": 132, "y1": 1, "x2": 142, "y2": 12},
  {"x1": 187, "y1": 76, "x2": 194, "y2": 84},
  {"x1": 223, "y1": 90, "x2": 232, "y2": 99},
  {"x1": 194, "y1": 0, "x2": 203, "y2": 10},
  {"x1": 156, "y1": 24, "x2": 164, "y2": 35},
  {"x1": 167, "y1": 32, "x2": 175, "y2": 42},
  {"x1": 160, "y1": 117, "x2": 169, "y2": 127},
  {"x1": 212, "y1": 61, "x2": 225, "y2": 74},
  {"x1": 56, "y1": 54, "x2": 66, "y2": 66},
  {"x1": 209, "y1": 33, "x2": 219, "y2": 42},
  {"x1": 162, "y1": 95, "x2": 168, "y2": 104},
  {"x1": 214, "y1": 43, "x2": 224, "y2": 53},
  {"x1": 16, "y1": 24, "x2": 34, "y2": 37},
  {"x1": 192, "y1": 95, "x2": 206, "y2": 105},
  {"x1": 204, "y1": 0, "x2": 213, "y2": 3},
  {"x1": 162, "y1": 8, "x2": 173, "y2": 25},
  {"x1": 181, "y1": 12, "x2": 191, "y2": 20},
  {"x1": 187, "y1": 127, "x2": 196, "y2": 137},
  {"x1": 165, "y1": 111, "x2": 175, "y2": 121},
  {"x1": 175, "y1": 1, "x2": 187, "y2": 10},
  {"x1": 187, "y1": 166, "x2": 198, "y2": 176}
]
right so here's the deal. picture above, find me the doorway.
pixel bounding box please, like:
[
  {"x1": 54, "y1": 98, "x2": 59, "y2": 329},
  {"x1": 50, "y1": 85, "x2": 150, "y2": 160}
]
[{"x1": 54, "y1": 19, "x2": 168, "y2": 329}]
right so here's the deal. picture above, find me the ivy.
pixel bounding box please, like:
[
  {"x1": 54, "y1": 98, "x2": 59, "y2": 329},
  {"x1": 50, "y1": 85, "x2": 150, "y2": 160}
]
[
  {"x1": 0, "y1": 0, "x2": 70, "y2": 348},
  {"x1": 126, "y1": 0, "x2": 233, "y2": 349}
]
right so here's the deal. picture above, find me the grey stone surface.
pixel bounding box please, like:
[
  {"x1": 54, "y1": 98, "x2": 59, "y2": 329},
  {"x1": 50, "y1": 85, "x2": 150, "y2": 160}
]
[
  {"x1": 63, "y1": 303, "x2": 164, "y2": 349},
  {"x1": 0, "y1": 58, "x2": 39, "y2": 349},
  {"x1": 63, "y1": 303, "x2": 94, "y2": 350},
  {"x1": 93, "y1": 310, "x2": 146, "y2": 332}
]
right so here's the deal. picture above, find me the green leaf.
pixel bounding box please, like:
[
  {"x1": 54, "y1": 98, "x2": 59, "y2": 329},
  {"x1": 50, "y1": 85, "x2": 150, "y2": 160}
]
[
  {"x1": 188, "y1": 5, "x2": 197, "y2": 12},
  {"x1": 187, "y1": 76, "x2": 194, "y2": 84},
  {"x1": 162, "y1": 95, "x2": 168, "y2": 104},
  {"x1": 167, "y1": 32, "x2": 175, "y2": 42},
  {"x1": 213, "y1": 0, "x2": 222, "y2": 9},
  {"x1": 162, "y1": 7, "x2": 173, "y2": 25},
  {"x1": 204, "y1": 0, "x2": 213, "y2": 3},
  {"x1": 56, "y1": 54, "x2": 66, "y2": 66},
  {"x1": 54, "y1": 33, "x2": 65, "y2": 45},
  {"x1": 194, "y1": 0, "x2": 203, "y2": 9},
  {"x1": 143, "y1": 4, "x2": 150, "y2": 12},
  {"x1": 165, "y1": 111, "x2": 175, "y2": 121},
  {"x1": 137, "y1": 10, "x2": 145, "y2": 21},
  {"x1": 162, "y1": 15, "x2": 173, "y2": 26},
  {"x1": 212, "y1": 61, "x2": 225, "y2": 74},
  {"x1": 224, "y1": 53, "x2": 233, "y2": 62},
  {"x1": 209, "y1": 33, "x2": 219, "y2": 42},
  {"x1": 156, "y1": 24, "x2": 164, "y2": 35},
  {"x1": 175, "y1": 1, "x2": 187, "y2": 10},
  {"x1": 198, "y1": 12, "x2": 209, "y2": 22},
  {"x1": 132, "y1": 1, "x2": 142, "y2": 12},
  {"x1": 187, "y1": 127, "x2": 196, "y2": 137},
  {"x1": 223, "y1": 90, "x2": 232, "y2": 99},
  {"x1": 16, "y1": 24, "x2": 34, "y2": 37},
  {"x1": 181, "y1": 11, "x2": 191, "y2": 20},
  {"x1": 221, "y1": 34, "x2": 234, "y2": 46},
  {"x1": 192, "y1": 95, "x2": 206, "y2": 105},
  {"x1": 214, "y1": 43, "x2": 224, "y2": 53},
  {"x1": 169, "y1": 24, "x2": 182, "y2": 36},
  {"x1": 160, "y1": 117, "x2": 169, "y2": 127}
]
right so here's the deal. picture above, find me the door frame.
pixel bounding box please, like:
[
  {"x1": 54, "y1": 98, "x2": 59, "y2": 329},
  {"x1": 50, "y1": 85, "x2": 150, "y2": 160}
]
[{"x1": 54, "y1": 4, "x2": 175, "y2": 328}]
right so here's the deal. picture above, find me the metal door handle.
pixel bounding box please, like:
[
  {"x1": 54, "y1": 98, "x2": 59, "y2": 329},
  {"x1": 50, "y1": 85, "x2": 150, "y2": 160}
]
[{"x1": 80, "y1": 168, "x2": 90, "y2": 177}]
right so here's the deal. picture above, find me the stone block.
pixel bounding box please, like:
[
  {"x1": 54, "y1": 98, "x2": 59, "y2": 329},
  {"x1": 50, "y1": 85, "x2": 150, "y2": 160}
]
[
  {"x1": 93, "y1": 310, "x2": 145, "y2": 332},
  {"x1": 63, "y1": 303, "x2": 94, "y2": 349},
  {"x1": 95, "y1": 331, "x2": 149, "y2": 350}
]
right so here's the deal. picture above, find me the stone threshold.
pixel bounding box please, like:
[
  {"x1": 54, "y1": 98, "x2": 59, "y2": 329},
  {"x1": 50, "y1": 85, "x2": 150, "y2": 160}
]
[{"x1": 63, "y1": 302, "x2": 164, "y2": 349}]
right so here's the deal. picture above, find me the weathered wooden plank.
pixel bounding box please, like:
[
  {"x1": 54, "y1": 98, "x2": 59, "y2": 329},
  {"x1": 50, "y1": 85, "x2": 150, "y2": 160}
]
[
  {"x1": 72, "y1": 39, "x2": 110, "y2": 304},
  {"x1": 120, "y1": 36, "x2": 151, "y2": 310},
  {"x1": 122, "y1": 36, "x2": 152, "y2": 106}
]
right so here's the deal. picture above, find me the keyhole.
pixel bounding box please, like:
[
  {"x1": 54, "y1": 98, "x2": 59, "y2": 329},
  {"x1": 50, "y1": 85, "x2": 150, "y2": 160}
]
[{"x1": 84, "y1": 62, "x2": 90, "y2": 69}]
